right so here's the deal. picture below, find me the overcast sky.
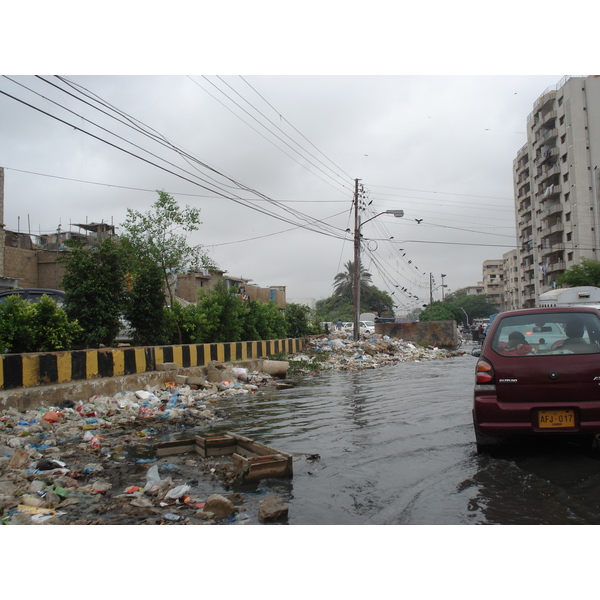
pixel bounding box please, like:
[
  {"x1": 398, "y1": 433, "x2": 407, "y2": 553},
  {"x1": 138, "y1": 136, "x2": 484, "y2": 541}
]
[{"x1": 1, "y1": 4, "x2": 594, "y2": 315}]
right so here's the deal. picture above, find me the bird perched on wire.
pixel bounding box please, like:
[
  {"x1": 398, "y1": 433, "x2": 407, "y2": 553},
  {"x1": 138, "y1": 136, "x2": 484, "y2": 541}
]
[{"x1": 415, "y1": 219, "x2": 423, "y2": 224}]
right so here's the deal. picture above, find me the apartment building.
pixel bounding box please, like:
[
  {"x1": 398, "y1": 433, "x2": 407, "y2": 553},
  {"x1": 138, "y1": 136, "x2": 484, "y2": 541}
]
[
  {"x1": 512, "y1": 75, "x2": 600, "y2": 307},
  {"x1": 502, "y1": 249, "x2": 520, "y2": 311},
  {"x1": 482, "y1": 259, "x2": 505, "y2": 312}
]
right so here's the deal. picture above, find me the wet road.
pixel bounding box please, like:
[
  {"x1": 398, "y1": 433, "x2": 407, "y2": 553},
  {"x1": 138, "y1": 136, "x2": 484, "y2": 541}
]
[{"x1": 195, "y1": 353, "x2": 600, "y2": 524}]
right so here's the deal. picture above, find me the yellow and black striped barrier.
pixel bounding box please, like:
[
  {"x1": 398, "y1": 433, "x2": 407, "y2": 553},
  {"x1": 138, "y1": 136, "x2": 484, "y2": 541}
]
[{"x1": 0, "y1": 338, "x2": 306, "y2": 390}]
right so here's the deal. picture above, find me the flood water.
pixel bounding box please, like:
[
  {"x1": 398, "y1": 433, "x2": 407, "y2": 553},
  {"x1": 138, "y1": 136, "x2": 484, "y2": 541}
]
[{"x1": 194, "y1": 354, "x2": 600, "y2": 525}]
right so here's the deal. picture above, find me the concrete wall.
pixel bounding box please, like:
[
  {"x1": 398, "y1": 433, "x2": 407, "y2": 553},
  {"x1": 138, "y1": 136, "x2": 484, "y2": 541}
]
[
  {"x1": 376, "y1": 320, "x2": 458, "y2": 349},
  {"x1": 3, "y1": 246, "x2": 39, "y2": 288},
  {"x1": 0, "y1": 337, "x2": 306, "y2": 391}
]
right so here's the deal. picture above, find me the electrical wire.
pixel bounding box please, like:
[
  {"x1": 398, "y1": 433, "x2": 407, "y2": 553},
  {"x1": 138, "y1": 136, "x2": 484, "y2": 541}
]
[{"x1": 0, "y1": 77, "x2": 352, "y2": 243}]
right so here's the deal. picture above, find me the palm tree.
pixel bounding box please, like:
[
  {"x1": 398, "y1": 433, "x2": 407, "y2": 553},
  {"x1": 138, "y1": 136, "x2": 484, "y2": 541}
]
[{"x1": 333, "y1": 260, "x2": 373, "y2": 300}]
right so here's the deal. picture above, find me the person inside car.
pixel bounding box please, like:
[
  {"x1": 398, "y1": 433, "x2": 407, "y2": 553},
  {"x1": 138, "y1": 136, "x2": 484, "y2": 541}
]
[
  {"x1": 498, "y1": 331, "x2": 533, "y2": 356},
  {"x1": 563, "y1": 319, "x2": 587, "y2": 346}
]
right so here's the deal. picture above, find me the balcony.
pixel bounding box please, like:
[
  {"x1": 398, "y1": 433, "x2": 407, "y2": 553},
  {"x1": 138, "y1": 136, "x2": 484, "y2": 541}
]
[
  {"x1": 533, "y1": 90, "x2": 557, "y2": 113},
  {"x1": 539, "y1": 184, "x2": 560, "y2": 201},
  {"x1": 541, "y1": 109, "x2": 557, "y2": 128},
  {"x1": 540, "y1": 201, "x2": 562, "y2": 219},
  {"x1": 541, "y1": 242, "x2": 565, "y2": 259},
  {"x1": 534, "y1": 147, "x2": 559, "y2": 165},
  {"x1": 540, "y1": 221, "x2": 564, "y2": 237},
  {"x1": 539, "y1": 127, "x2": 558, "y2": 145},
  {"x1": 547, "y1": 261, "x2": 566, "y2": 274},
  {"x1": 540, "y1": 165, "x2": 560, "y2": 184}
]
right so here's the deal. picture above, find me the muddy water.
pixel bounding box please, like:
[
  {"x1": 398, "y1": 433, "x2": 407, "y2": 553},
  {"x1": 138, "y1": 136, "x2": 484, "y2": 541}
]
[{"x1": 191, "y1": 354, "x2": 600, "y2": 525}]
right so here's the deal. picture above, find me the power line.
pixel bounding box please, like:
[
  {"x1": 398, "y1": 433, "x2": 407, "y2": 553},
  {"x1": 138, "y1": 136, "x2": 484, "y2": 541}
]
[
  {"x1": 0, "y1": 82, "x2": 351, "y2": 242},
  {"x1": 187, "y1": 75, "x2": 353, "y2": 195},
  {"x1": 238, "y1": 76, "x2": 354, "y2": 181}
]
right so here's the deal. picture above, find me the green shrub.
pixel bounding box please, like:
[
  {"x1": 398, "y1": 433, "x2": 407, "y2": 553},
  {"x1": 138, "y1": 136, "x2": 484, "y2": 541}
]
[
  {"x1": 0, "y1": 295, "x2": 82, "y2": 353},
  {"x1": 0, "y1": 295, "x2": 37, "y2": 353},
  {"x1": 242, "y1": 300, "x2": 287, "y2": 341},
  {"x1": 285, "y1": 302, "x2": 321, "y2": 337}
]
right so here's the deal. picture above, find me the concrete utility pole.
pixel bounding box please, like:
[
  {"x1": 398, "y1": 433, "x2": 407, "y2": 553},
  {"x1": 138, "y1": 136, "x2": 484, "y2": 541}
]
[
  {"x1": 352, "y1": 178, "x2": 404, "y2": 341},
  {"x1": 353, "y1": 178, "x2": 361, "y2": 342},
  {"x1": 429, "y1": 273, "x2": 434, "y2": 321}
]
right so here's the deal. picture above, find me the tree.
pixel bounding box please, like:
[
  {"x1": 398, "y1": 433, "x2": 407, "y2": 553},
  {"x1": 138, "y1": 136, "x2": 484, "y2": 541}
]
[
  {"x1": 366, "y1": 285, "x2": 394, "y2": 316},
  {"x1": 556, "y1": 258, "x2": 600, "y2": 287},
  {"x1": 121, "y1": 190, "x2": 217, "y2": 308},
  {"x1": 61, "y1": 239, "x2": 128, "y2": 348},
  {"x1": 316, "y1": 295, "x2": 354, "y2": 323},
  {"x1": 419, "y1": 301, "x2": 458, "y2": 322},
  {"x1": 242, "y1": 300, "x2": 287, "y2": 341},
  {"x1": 285, "y1": 302, "x2": 320, "y2": 338},
  {"x1": 333, "y1": 260, "x2": 372, "y2": 300},
  {"x1": 123, "y1": 257, "x2": 170, "y2": 346},
  {"x1": 194, "y1": 280, "x2": 247, "y2": 343},
  {"x1": 317, "y1": 270, "x2": 396, "y2": 323},
  {"x1": 442, "y1": 291, "x2": 498, "y2": 324}
]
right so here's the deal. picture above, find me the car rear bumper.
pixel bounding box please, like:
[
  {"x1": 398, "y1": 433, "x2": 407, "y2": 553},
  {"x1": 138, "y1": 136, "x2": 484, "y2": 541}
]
[{"x1": 474, "y1": 392, "x2": 600, "y2": 435}]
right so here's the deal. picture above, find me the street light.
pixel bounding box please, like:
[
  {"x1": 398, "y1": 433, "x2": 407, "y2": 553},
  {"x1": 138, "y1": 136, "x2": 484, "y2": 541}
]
[{"x1": 353, "y1": 196, "x2": 404, "y2": 341}]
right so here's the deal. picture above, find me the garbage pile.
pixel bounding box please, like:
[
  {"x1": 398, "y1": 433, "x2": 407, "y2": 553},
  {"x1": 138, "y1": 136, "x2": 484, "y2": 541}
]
[
  {"x1": 289, "y1": 333, "x2": 464, "y2": 374},
  {"x1": 0, "y1": 367, "x2": 291, "y2": 525}
]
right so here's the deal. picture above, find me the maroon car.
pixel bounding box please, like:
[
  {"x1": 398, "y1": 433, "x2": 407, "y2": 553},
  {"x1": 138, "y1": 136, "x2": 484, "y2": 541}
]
[{"x1": 472, "y1": 306, "x2": 600, "y2": 452}]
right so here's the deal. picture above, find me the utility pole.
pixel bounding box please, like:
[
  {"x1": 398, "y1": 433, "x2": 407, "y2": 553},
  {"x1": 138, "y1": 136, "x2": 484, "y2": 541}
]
[
  {"x1": 429, "y1": 272, "x2": 434, "y2": 321},
  {"x1": 352, "y1": 179, "x2": 403, "y2": 340},
  {"x1": 353, "y1": 178, "x2": 361, "y2": 341}
]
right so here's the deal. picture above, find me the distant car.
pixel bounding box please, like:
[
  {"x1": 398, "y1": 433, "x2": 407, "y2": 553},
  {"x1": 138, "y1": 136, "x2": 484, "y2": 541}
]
[
  {"x1": 342, "y1": 321, "x2": 375, "y2": 335},
  {"x1": 0, "y1": 287, "x2": 132, "y2": 344},
  {"x1": 473, "y1": 306, "x2": 600, "y2": 453},
  {"x1": 0, "y1": 288, "x2": 66, "y2": 306},
  {"x1": 360, "y1": 320, "x2": 375, "y2": 334}
]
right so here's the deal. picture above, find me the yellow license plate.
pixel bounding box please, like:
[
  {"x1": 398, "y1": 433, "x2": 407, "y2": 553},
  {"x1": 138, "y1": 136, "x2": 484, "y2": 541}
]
[{"x1": 538, "y1": 409, "x2": 575, "y2": 428}]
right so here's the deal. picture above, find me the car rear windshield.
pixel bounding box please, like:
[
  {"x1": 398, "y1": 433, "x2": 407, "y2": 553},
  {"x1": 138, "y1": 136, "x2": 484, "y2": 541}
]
[{"x1": 491, "y1": 312, "x2": 600, "y2": 356}]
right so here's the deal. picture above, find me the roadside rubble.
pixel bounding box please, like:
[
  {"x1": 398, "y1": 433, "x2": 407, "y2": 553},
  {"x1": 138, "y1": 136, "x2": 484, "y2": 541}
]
[
  {"x1": 0, "y1": 333, "x2": 466, "y2": 525},
  {"x1": 0, "y1": 364, "x2": 293, "y2": 525},
  {"x1": 288, "y1": 332, "x2": 465, "y2": 375}
]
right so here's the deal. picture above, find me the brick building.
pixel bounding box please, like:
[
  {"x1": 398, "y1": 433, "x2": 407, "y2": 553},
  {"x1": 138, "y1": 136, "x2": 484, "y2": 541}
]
[{"x1": 0, "y1": 167, "x2": 287, "y2": 307}]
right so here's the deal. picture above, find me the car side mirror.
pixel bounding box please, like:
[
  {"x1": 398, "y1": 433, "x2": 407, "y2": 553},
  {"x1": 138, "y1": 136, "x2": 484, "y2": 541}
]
[{"x1": 471, "y1": 348, "x2": 481, "y2": 357}]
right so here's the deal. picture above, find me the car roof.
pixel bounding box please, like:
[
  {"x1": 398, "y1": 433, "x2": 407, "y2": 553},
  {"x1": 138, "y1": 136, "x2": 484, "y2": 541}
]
[
  {"x1": 0, "y1": 288, "x2": 65, "y2": 295},
  {"x1": 493, "y1": 306, "x2": 600, "y2": 318}
]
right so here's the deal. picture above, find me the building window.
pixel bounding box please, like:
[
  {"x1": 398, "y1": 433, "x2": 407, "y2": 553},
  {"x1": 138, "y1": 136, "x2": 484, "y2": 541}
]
[
  {"x1": 562, "y1": 153, "x2": 567, "y2": 163},
  {"x1": 559, "y1": 115, "x2": 565, "y2": 125},
  {"x1": 568, "y1": 252, "x2": 574, "y2": 261},
  {"x1": 564, "y1": 193, "x2": 570, "y2": 202},
  {"x1": 561, "y1": 134, "x2": 566, "y2": 144},
  {"x1": 566, "y1": 212, "x2": 571, "y2": 221},
  {"x1": 563, "y1": 172, "x2": 569, "y2": 182},
  {"x1": 558, "y1": 96, "x2": 564, "y2": 107},
  {"x1": 567, "y1": 232, "x2": 572, "y2": 241}
]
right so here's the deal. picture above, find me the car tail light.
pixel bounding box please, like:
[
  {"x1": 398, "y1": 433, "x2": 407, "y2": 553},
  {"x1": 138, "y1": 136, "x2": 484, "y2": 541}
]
[{"x1": 475, "y1": 358, "x2": 494, "y2": 384}]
